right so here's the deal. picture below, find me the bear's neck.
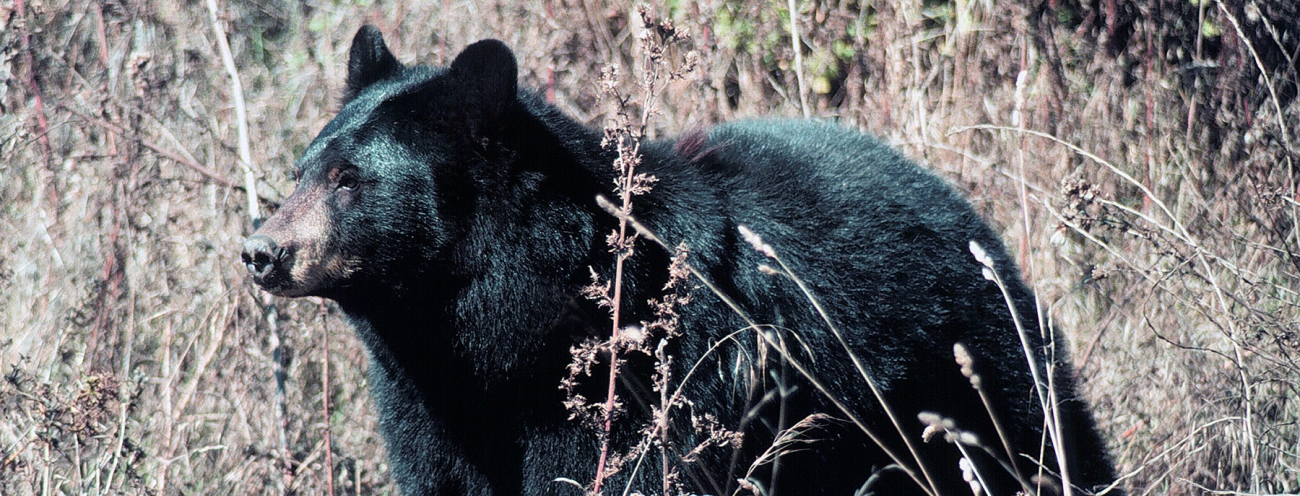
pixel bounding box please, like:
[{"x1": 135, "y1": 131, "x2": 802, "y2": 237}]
[{"x1": 329, "y1": 92, "x2": 666, "y2": 471}]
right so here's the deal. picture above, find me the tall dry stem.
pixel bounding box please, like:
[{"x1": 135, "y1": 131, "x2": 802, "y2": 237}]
[{"x1": 590, "y1": 7, "x2": 685, "y2": 492}]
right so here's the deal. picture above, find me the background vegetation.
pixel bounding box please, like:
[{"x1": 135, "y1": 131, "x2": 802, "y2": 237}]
[{"x1": 1, "y1": 0, "x2": 1297, "y2": 493}]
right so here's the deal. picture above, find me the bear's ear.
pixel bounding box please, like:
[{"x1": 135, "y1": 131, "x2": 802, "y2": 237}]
[
  {"x1": 449, "y1": 39, "x2": 518, "y2": 135},
  {"x1": 345, "y1": 25, "x2": 402, "y2": 103}
]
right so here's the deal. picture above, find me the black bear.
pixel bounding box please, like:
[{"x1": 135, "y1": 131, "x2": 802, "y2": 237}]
[{"x1": 242, "y1": 25, "x2": 1119, "y2": 496}]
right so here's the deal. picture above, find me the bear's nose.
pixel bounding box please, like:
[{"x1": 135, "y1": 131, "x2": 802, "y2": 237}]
[{"x1": 242, "y1": 235, "x2": 287, "y2": 281}]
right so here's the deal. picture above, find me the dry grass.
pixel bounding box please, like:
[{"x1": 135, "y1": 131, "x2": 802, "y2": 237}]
[{"x1": 1, "y1": 0, "x2": 1297, "y2": 494}]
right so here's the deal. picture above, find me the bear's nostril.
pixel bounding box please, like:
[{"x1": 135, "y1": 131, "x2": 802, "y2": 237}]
[
  {"x1": 242, "y1": 235, "x2": 283, "y2": 280},
  {"x1": 251, "y1": 252, "x2": 271, "y2": 274}
]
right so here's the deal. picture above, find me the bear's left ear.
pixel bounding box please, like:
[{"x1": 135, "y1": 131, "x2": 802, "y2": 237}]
[
  {"x1": 449, "y1": 39, "x2": 518, "y2": 136},
  {"x1": 345, "y1": 25, "x2": 403, "y2": 103}
]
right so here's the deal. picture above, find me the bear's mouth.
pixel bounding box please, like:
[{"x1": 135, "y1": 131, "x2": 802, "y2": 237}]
[
  {"x1": 249, "y1": 274, "x2": 298, "y2": 296},
  {"x1": 246, "y1": 263, "x2": 299, "y2": 296}
]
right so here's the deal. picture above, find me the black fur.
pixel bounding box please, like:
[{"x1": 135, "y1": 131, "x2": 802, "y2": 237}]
[{"x1": 248, "y1": 26, "x2": 1120, "y2": 496}]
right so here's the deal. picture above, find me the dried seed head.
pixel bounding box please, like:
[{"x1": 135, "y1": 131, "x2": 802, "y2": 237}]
[
  {"x1": 1011, "y1": 69, "x2": 1029, "y2": 128},
  {"x1": 621, "y1": 324, "x2": 645, "y2": 345},
  {"x1": 953, "y1": 343, "x2": 973, "y2": 376},
  {"x1": 969, "y1": 240, "x2": 993, "y2": 268},
  {"x1": 958, "y1": 431, "x2": 980, "y2": 446},
  {"x1": 959, "y1": 457, "x2": 984, "y2": 496},
  {"x1": 1050, "y1": 228, "x2": 1067, "y2": 247},
  {"x1": 917, "y1": 411, "x2": 943, "y2": 426},
  {"x1": 739, "y1": 225, "x2": 776, "y2": 258},
  {"x1": 922, "y1": 423, "x2": 941, "y2": 442}
]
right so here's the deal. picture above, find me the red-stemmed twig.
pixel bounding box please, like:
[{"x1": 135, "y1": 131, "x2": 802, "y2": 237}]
[
  {"x1": 91, "y1": 2, "x2": 118, "y2": 157},
  {"x1": 321, "y1": 304, "x2": 336, "y2": 493},
  {"x1": 15, "y1": 0, "x2": 53, "y2": 163},
  {"x1": 590, "y1": 8, "x2": 695, "y2": 493}
]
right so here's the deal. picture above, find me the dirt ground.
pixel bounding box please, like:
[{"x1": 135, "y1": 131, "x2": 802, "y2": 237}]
[{"x1": 1, "y1": 0, "x2": 1298, "y2": 494}]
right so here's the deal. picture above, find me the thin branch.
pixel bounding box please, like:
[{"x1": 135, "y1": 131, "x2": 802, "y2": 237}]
[
  {"x1": 15, "y1": 0, "x2": 52, "y2": 161},
  {"x1": 954, "y1": 124, "x2": 1186, "y2": 240},
  {"x1": 1222, "y1": 1, "x2": 1300, "y2": 262},
  {"x1": 1215, "y1": 1, "x2": 1293, "y2": 153},
  {"x1": 57, "y1": 103, "x2": 241, "y2": 189},
  {"x1": 322, "y1": 305, "x2": 336, "y2": 493},
  {"x1": 786, "y1": 0, "x2": 810, "y2": 118},
  {"x1": 204, "y1": 2, "x2": 311, "y2": 493},
  {"x1": 91, "y1": 3, "x2": 118, "y2": 156},
  {"x1": 958, "y1": 122, "x2": 1261, "y2": 492},
  {"x1": 205, "y1": 0, "x2": 261, "y2": 222}
]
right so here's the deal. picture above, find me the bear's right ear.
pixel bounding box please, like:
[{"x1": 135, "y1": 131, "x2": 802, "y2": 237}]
[
  {"x1": 344, "y1": 25, "x2": 402, "y2": 103},
  {"x1": 449, "y1": 39, "x2": 517, "y2": 138}
]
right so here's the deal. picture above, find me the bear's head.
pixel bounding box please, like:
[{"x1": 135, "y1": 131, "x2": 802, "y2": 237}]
[{"x1": 242, "y1": 26, "x2": 521, "y2": 299}]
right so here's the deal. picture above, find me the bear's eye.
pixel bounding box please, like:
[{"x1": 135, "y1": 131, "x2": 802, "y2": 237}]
[{"x1": 338, "y1": 173, "x2": 360, "y2": 191}]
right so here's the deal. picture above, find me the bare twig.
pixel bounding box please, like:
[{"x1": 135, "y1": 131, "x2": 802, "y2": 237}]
[
  {"x1": 959, "y1": 122, "x2": 1261, "y2": 492},
  {"x1": 14, "y1": 0, "x2": 53, "y2": 162},
  {"x1": 204, "y1": 2, "x2": 310, "y2": 493},
  {"x1": 955, "y1": 124, "x2": 1197, "y2": 247},
  {"x1": 206, "y1": 0, "x2": 261, "y2": 221},
  {"x1": 786, "y1": 0, "x2": 810, "y2": 117},
  {"x1": 1215, "y1": 1, "x2": 1293, "y2": 153},
  {"x1": 57, "y1": 102, "x2": 241, "y2": 189},
  {"x1": 1010, "y1": 64, "x2": 1062, "y2": 493},
  {"x1": 322, "y1": 305, "x2": 336, "y2": 493},
  {"x1": 91, "y1": 3, "x2": 119, "y2": 157},
  {"x1": 1215, "y1": 11, "x2": 1299, "y2": 413}
]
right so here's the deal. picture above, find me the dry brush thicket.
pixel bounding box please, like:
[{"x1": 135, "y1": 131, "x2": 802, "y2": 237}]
[{"x1": 1, "y1": 0, "x2": 1297, "y2": 494}]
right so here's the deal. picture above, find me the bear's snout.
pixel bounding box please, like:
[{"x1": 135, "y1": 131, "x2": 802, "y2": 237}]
[{"x1": 242, "y1": 235, "x2": 290, "y2": 288}]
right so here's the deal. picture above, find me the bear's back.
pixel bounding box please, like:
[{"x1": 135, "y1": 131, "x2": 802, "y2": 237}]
[{"x1": 677, "y1": 120, "x2": 1018, "y2": 321}]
